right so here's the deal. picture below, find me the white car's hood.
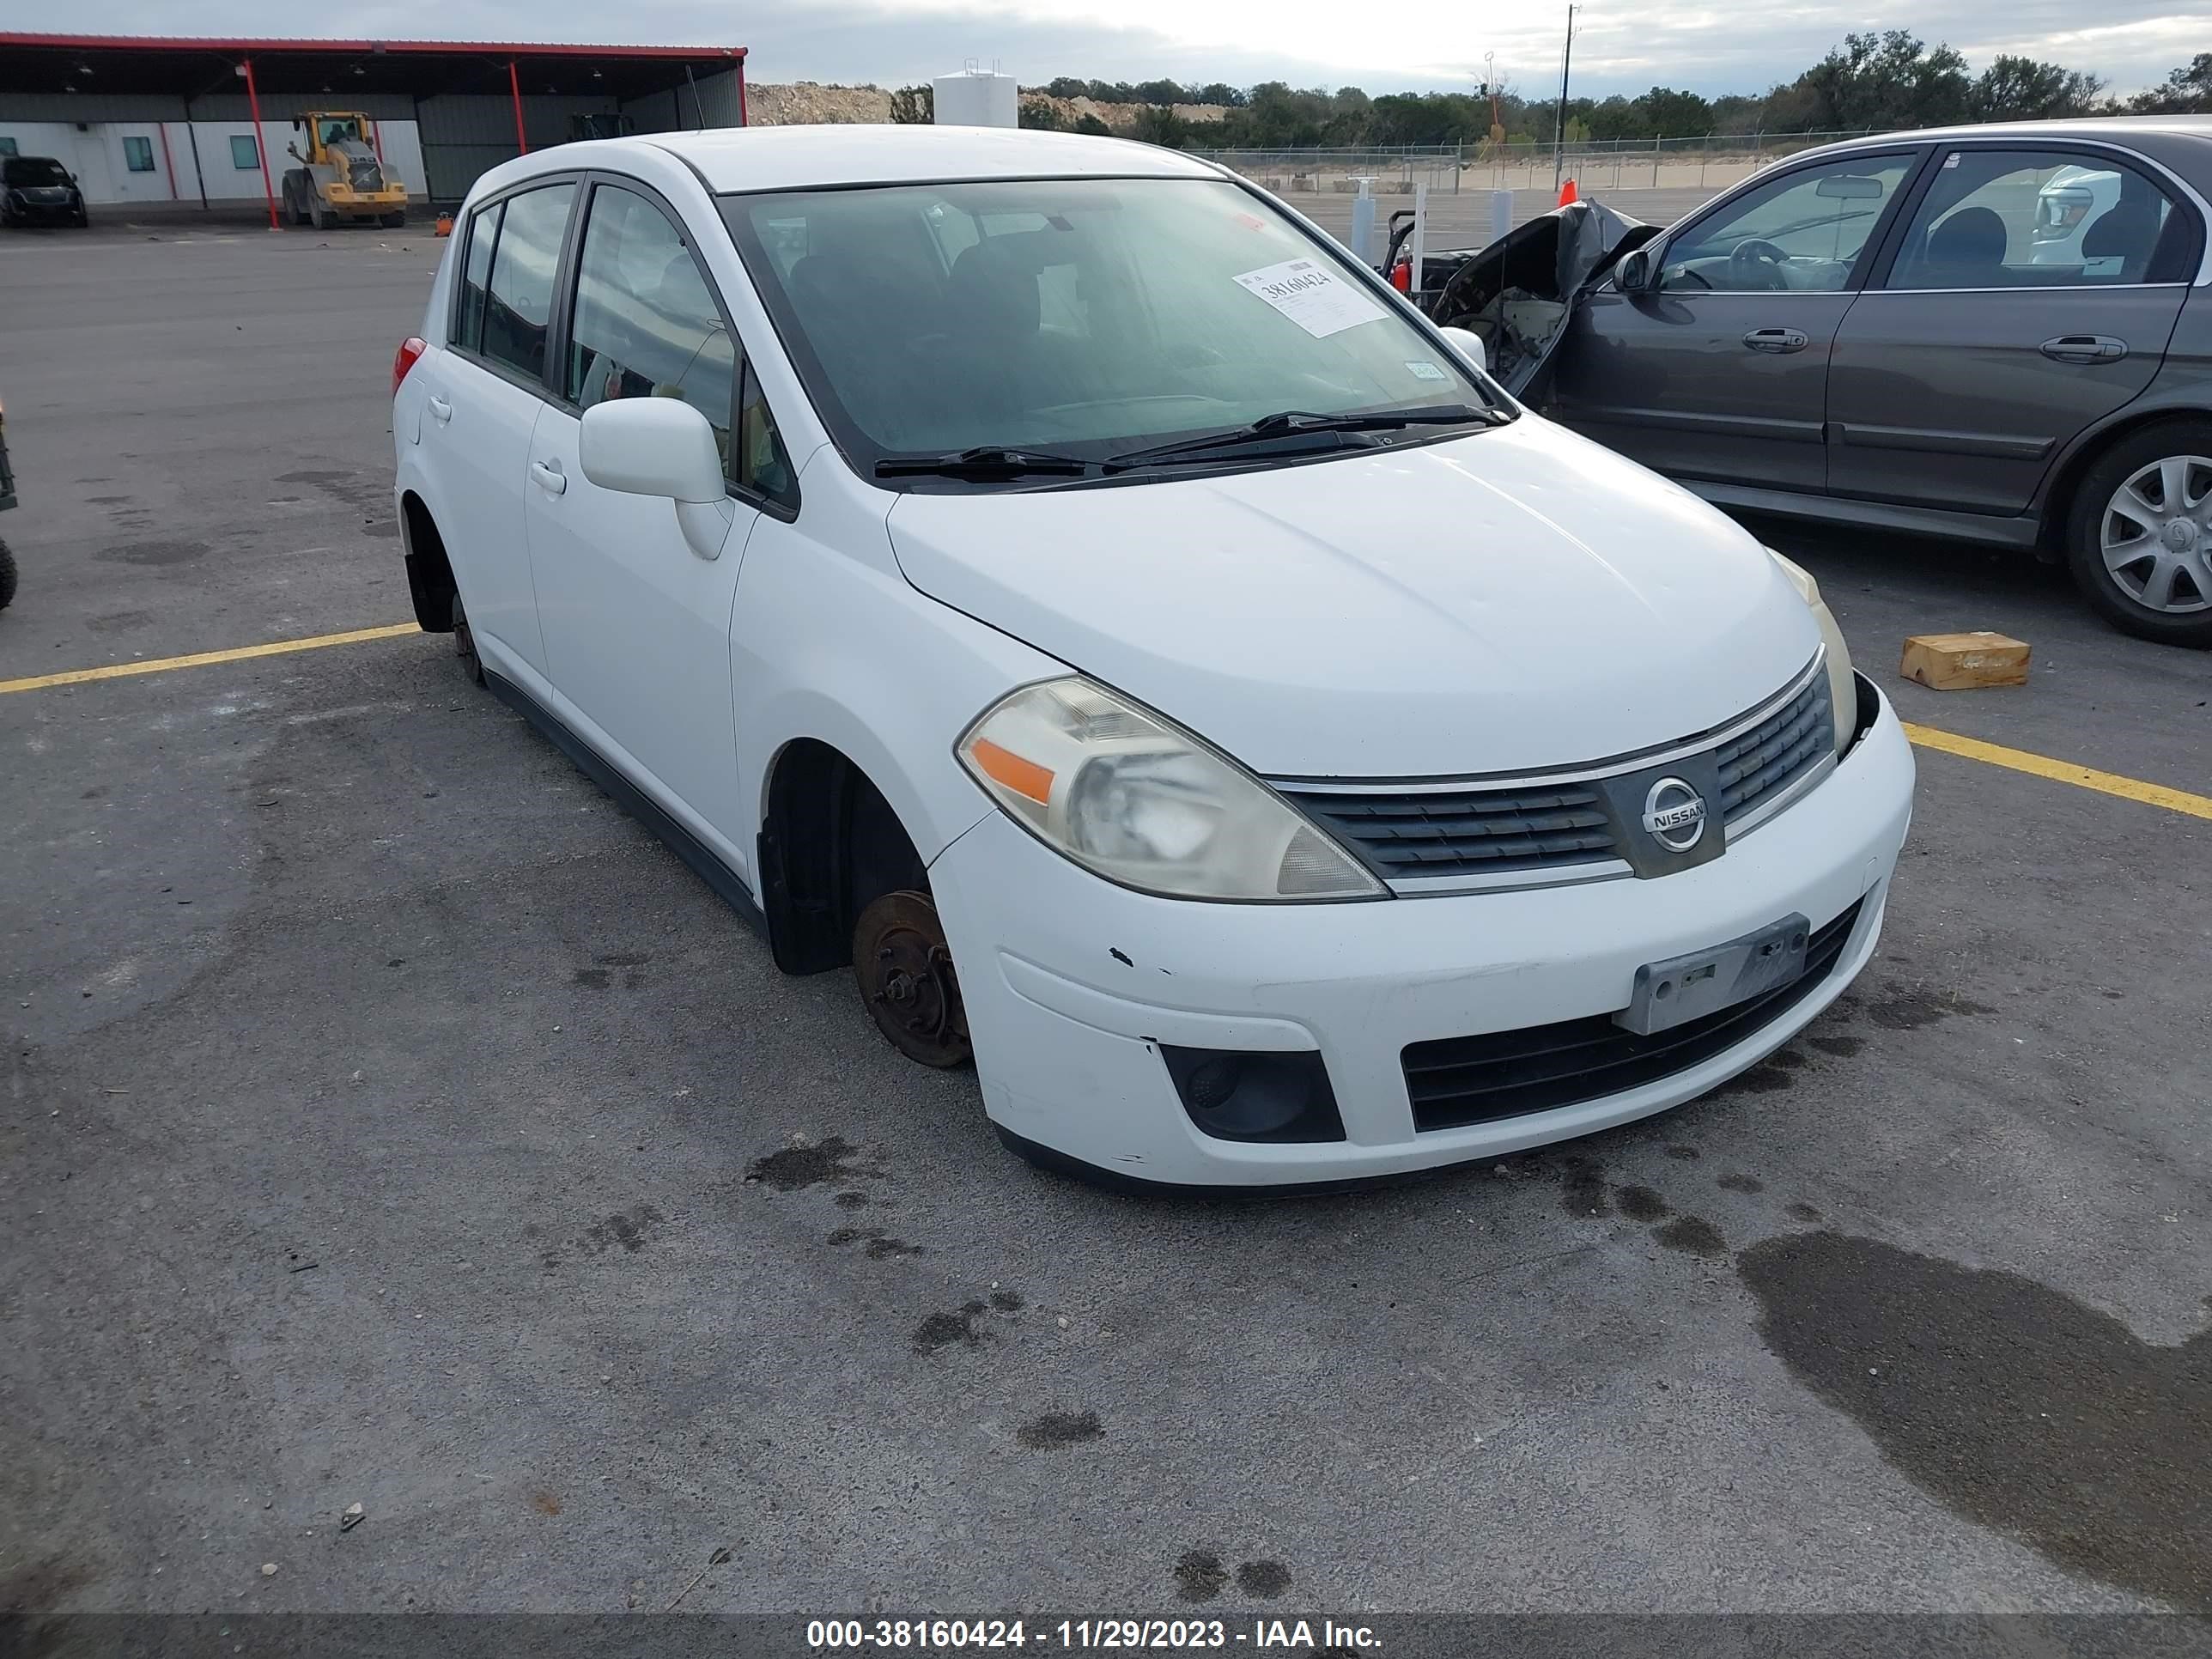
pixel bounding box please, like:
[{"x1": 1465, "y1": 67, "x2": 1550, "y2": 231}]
[{"x1": 885, "y1": 416, "x2": 1821, "y2": 779}]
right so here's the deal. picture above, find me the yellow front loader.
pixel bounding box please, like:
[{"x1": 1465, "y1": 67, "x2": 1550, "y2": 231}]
[{"x1": 280, "y1": 112, "x2": 408, "y2": 229}]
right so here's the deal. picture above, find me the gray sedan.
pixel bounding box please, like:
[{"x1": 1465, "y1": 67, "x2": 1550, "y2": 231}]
[{"x1": 1442, "y1": 118, "x2": 2212, "y2": 646}]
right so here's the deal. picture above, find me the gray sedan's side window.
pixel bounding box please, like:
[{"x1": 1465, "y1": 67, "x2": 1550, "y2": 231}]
[
  {"x1": 1658, "y1": 156, "x2": 1915, "y2": 294},
  {"x1": 1886, "y1": 150, "x2": 2186, "y2": 289}
]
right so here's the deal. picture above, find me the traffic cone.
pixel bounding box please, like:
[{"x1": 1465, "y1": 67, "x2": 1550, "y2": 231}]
[
  {"x1": 434, "y1": 213, "x2": 453, "y2": 238},
  {"x1": 1557, "y1": 178, "x2": 1578, "y2": 206}
]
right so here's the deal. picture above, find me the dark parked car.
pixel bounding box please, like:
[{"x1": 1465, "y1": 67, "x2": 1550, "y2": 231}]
[
  {"x1": 1431, "y1": 118, "x2": 2212, "y2": 646},
  {"x1": 1, "y1": 155, "x2": 88, "y2": 228}
]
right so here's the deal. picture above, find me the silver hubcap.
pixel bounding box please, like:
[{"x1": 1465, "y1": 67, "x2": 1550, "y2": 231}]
[{"x1": 2100, "y1": 453, "x2": 2212, "y2": 615}]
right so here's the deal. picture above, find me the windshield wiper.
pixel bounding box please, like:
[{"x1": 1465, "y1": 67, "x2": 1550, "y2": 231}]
[
  {"x1": 1104, "y1": 404, "x2": 1495, "y2": 470},
  {"x1": 875, "y1": 447, "x2": 1092, "y2": 481}
]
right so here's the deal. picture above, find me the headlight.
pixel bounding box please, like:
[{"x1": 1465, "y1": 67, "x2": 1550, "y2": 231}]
[
  {"x1": 1769, "y1": 550, "x2": 1855, "y2": 756},
  {"x1": 957, "y1": 678, "x2": 1383, "y2": 902}
]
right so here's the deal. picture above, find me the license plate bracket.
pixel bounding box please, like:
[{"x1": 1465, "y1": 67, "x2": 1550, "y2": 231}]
[{"x1": 1614, "y1": 913, "x2": 1812, "y2": 1036}]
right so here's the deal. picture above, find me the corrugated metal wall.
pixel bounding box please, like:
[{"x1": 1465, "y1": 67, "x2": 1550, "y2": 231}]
[
  {"x1": 622, "y1": 69, "x2": 744, "y2": 134},
  {"x1": 416, "y1": 94, "x2": 620, "y2": 201}
]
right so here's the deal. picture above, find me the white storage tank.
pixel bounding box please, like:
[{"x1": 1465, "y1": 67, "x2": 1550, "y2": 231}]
[{"x1": 932, "y1": 69, "x2": 1018, "y2": 129}]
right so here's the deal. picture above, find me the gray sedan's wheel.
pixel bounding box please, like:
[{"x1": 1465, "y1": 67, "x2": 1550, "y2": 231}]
[{"x1": 2067, "y1": 422, "x2": 2212, "y2": 647}]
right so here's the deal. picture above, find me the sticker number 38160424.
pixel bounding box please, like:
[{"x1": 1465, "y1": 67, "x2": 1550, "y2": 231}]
[{"x1": 1231, "y1": 257, "x2": 1387, "y2": 338}]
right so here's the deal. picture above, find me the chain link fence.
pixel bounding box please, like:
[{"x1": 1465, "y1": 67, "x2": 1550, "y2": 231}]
[{"x1": 1191, "y1": 131, "x2": 1881, "y2": 197}]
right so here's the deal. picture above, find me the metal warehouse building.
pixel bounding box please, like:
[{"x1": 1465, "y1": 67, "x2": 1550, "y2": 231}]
[{"x1": 0, "y1": 33, "x2": 749, "y2": 222}]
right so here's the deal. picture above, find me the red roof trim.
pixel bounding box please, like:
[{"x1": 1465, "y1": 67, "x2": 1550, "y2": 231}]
[{"x1": 0, "y1": 33, "x2": 744, "y2": 60}]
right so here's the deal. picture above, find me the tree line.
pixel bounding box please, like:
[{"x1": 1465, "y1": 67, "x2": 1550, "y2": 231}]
[{"x1": 973, "y1": 37, "x2": 2212, "y2": 149}]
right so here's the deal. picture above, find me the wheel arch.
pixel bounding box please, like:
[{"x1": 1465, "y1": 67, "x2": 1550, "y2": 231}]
[
  {"x1": 757, "y1": 734, "x2": 937, "y2": 975},
  {"x1": 2038, "y1": 402, "x2": 2212, "y2": 557},
  {"x1": 398, "y1": 489, "x2": 457, "y2": 633}
]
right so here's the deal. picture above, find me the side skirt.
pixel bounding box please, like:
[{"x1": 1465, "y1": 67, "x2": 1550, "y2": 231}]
[
  {"x1": 484, "y1": 668, "x2": 769, "y2": 943},
  {"x1": 1684, "y1": 478, "x2": 2045, "y2": 553}
]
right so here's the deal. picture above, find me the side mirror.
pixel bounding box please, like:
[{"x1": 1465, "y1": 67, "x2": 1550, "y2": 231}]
[
  {"x1": 1437, "y1": 325, "x2": 1487, "y2": 376},
  {"x1": 1616, "y1": 248, "x2": 1653, "y2": 292},
  {"x1": 285, "y1": 143, "x2": 302, "y2": 162},
  {"x1": 580, "y1": 398, "x2": 733, "y2": 560}
]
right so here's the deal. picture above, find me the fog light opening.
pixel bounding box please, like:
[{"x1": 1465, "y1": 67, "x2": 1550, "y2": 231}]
[{"x1": 1161, "y1": 1046, "x2": 1346, "y2": 1144}]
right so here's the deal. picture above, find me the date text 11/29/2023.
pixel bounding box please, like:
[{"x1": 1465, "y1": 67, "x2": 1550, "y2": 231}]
[{"x1": 805, "y1": 1618, "x2": 1382, "y2": 1650}]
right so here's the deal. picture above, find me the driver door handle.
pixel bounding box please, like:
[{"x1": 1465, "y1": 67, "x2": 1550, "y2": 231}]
[
  {"x1": 530, "y1": 459, "x2": 567, "y2": 496},
  {"x1": 2041, "y1": 335, "x2": 2126, "y2": 365},
  {"x1": 1743, "y1": 327, "x2": 1809, "y2": 354}
]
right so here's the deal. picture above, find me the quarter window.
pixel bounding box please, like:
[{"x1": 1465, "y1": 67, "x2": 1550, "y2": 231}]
[
  {"x1": 454, "y1": 200, "x2": 500, "y2": 356},
  {"x1": 122, "y1": 136, "x2": 155, "y2": 173},
  {"x1": 0, "y1": 138, "x2": 19, "y2": 158},
  {"x1": 1887, "y1": 149, "x2": 2189, "y2": 289},
  {"x1": 478, "y1": 181, "x2": 575, "y2": 384},
  {"x1": 1658, "y1": 156, "x2": 1914, "y2": 293},
  {"x1": 230, "y1": 135, "x2": 259, "y2": 170}
]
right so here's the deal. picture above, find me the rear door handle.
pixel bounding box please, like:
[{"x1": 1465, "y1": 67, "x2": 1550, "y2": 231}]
[
  {"x1": 2040, "y1": 335, "x2": 2126, "y2": 364},
  {"x1": 427, "y1": 396, "x2": 453, "y2": 423},
  {"x1": 1742, "y1": 327, "x2": 1809, "y2": 354},
  {"x1": 530, "y1": 459, "x2": 566, "y2": 496}
]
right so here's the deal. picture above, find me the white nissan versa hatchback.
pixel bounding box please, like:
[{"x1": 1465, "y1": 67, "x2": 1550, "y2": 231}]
[{"x1": 392, "y1": 125, "x2": 1914, "y2": 1190}]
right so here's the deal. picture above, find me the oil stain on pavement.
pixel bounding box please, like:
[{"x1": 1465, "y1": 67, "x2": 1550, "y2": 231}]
[
  {"x1": 1016, "y1": 1411, "x2": 1103, "y2": 1449},
  {"x1": 747, "y1": 1136, "x2": 872, "y2": 1191},
  {"x1": 1738, "y1": 1231, "x2": 2211, "y2": 1610}
]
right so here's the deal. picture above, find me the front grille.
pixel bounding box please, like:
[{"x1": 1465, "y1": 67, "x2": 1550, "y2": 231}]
[
  {"x1": 1402, "y1": 898, "x2": 1863, "y2": 1132},
  {"x1": 1281, "y1": 784, "x2": 1619, "y2": 879},
  {"x1": 1717, "y1": 676, "x2": 1832, "y2": 822},
  {"x1": 1279, "y1": 659, "x2": 1831, "y2": 889}
]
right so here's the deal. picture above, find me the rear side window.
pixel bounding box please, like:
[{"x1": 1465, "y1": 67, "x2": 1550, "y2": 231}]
[
  {"x1": 479, "y1": 181, "x2": 576, "y2": 384},
  {"x1": 1887, "y1": 149, "x2": 2192, "y2": 289},
  {"x1": 454, "y1": 201, "x2": 501, "y2": 354}
]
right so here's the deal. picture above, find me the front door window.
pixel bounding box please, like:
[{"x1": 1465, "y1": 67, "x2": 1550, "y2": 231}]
[{"x1": 1658, "y1": 156, "x2": 1917, "y2": 293}]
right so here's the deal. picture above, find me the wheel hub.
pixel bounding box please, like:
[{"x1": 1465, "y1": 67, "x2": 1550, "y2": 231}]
[
  {"x1": 852, "y1": 890, "x2": 971, "y2": 1068},
  {"x1": 2100, "y1": 452, "x2": 2212, "y2": 616}
]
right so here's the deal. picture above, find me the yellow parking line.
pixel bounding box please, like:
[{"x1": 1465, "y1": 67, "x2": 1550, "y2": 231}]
[
  {"x1": 0, "y1": 622, "x2": 422, "y2": 696},
  {"x1": 4, "y1": 623, "x2": 2207, "y2": 824},
  {"x1": 1903, "y1": 721, "x2": 2212, "y2": 823}
]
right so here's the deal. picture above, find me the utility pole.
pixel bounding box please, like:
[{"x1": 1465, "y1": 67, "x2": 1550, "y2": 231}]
[{"x1": 1552, "y1": 3, "x2": 1577, "y2": 191}]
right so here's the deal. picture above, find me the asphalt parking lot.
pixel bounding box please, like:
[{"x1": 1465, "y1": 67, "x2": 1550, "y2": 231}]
[{"x1": 3, "y1": 219, "x2": 2209, "y2": 1628}]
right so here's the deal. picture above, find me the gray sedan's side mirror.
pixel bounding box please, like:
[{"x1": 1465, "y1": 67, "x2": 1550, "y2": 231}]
[{"x1": 1616, "y1": 248, "x2": 1654, "y2": 292}]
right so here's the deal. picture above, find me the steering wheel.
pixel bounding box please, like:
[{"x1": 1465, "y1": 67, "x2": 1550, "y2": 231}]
[{"x1": 1728, "y1": 239, "x2": 1790, "y2": 289}]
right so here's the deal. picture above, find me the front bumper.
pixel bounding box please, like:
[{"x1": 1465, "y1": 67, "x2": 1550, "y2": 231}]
[
  {"x1": 927, "y1": 677, "x2": 1915, "y2": 1188},
  {"x1": 4, "y1": 198, "x2": 82, "y2": 223},
  {"x1": 330, "y1": 191, "x2": 406, "y2": 216}
]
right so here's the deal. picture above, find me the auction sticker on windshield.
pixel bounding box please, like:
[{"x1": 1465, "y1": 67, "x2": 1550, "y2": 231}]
[{"x1": 1232, "y1": 258, "x2": 1386, "y2": 338}]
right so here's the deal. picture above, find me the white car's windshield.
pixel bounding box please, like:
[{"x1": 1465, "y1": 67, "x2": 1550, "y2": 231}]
[{"x1": 719, "y1": 176, "x2": 1503, "y2": 482}]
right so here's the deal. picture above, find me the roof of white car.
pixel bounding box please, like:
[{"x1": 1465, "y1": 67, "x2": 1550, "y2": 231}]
[{"x1": 632, "y1": 124, "x2": 1225, "y2": 193}]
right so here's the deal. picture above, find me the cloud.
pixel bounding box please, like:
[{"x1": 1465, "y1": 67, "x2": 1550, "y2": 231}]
[{"x1": 35, "y1": 0, "x2": 2212, "y2": 98}]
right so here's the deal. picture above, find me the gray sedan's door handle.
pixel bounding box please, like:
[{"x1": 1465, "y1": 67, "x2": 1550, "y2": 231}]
[
  {"x1": 529, "y1": 459, "x2": 567, "y2": 495},
  {"x1": 1743, "y1": 327, "x2": 1809, "y2": 354},
  {"x1": 2041, "y1": 335, "x2": 2127, "y2": 364}
]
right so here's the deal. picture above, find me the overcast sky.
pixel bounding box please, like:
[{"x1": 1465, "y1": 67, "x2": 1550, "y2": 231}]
[{"x1": 18, "y1": 0, "x2": 2212, "y2": 100}]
